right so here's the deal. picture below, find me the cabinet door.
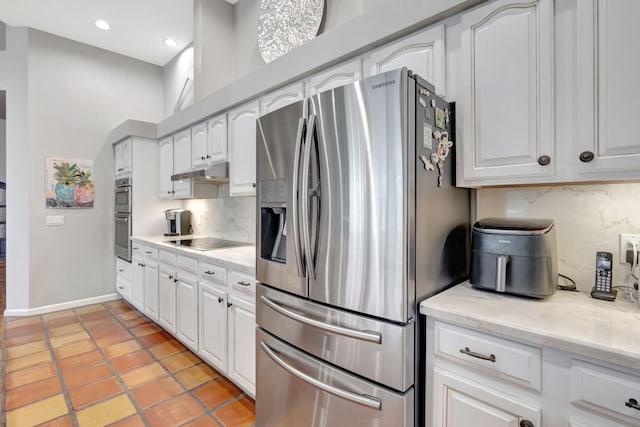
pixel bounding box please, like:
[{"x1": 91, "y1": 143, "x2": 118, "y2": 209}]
[
  {"x1": 364, "y1": 24, "x2": 445, "y2": 95},
  {"x1": 158, "y1": 137, "x2": 174, "y2": 198},
  {"x1": 228, "y1": 100, "x2": 260, "y2": 196},
  {"x1": 260, "y1": 82, "x2": 304, "y2": 116},
  {"x1": 173, "y1": 129, "x2": 192, "y2": 174},
  {"x1": 158, "y1": 266, "x2": 176, "y2": 334},
  {"x1": 577, "y1": 0, "x2": 640, "y2": 178},
  {"x1": 456, "y1": 0, "x2": 555, "y2": 186},
  {"x1": 305, "y1": 59, "x2": 362, "y2": 97},
  {"x1": 432, "y1": 369, "x2": 540, "y2": 427},
  {"x1": 131, "y1": 257, "x2": 145, "y2": 311},
  {"x1": 227, "y1": 295, "x2": 256, "y2": 396},
  {"x1": 198, "y1": 282, "x2": 228, "y2": 373},
  {"x1": 191, "y1": 122, "x2": 208, "y2": 169},
  {"x1": 115, "y1": 139, "x2": 132, "y2": 177},
  {"x1": 176, "y1": 274, "x2": 199, "y2": 351},
  {"x1": 114, "y1": 142, "x2": 123, "y2": 176},
  {"x1": 143, "y1": 261, "x2": 159, "y2": 321},
  {"x1": 207, "y1": 114, "x2": 227, "y2": 163}
]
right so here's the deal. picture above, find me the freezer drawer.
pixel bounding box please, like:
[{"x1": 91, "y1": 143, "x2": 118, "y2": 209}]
[
  {"x1": 257, "y1": 284, "x2": 414, "y2": 391},
  {"x1": 257, "y1": 328, "x2": 414, "y2": 427}
]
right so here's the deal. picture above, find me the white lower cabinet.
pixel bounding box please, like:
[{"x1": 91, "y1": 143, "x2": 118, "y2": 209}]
[
  {"x1": 176, "y1": 272, "x2": 198, "y2": 351},
  {"x1": 432, "y1": 368, "x2": 540, "y2": 427},
  {"x1": 227, "y1": 294, "x2": 256, "y2": 396},
  {"x1": 198, "y1": 282, "x2": 228, "y2": 373},
  {"x1": 142, "y1": 260, "x2": 159, "y2": 321},
  {"x1": 130, "y1": 256, "x2": 144, "y2": 311},
  {"x1": 427, "y1": 318, "x2": 640, "y2": 427},
  {"x1": 198, "y1": 266, "x2": 256, "y2": 397},
  {"x1": 158, "y1": 265, "x2": 177, "y2": 334}
]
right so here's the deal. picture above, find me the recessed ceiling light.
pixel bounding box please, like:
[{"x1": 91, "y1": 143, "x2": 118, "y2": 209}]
[
  {"x1": 163, "y1": 38, "x2": 178, "y2": 47},
  {"x1": 95, "y1": 20, "x2": 110, "y2": 30}
]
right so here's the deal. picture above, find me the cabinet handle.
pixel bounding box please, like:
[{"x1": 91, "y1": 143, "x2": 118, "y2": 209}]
[
  {"x1": 204, "y1": 270, "x2": 215, "y2": 275},
  {"x1": 118, "y1": 269, "x2": 124, "y2": 272},
  {"x1": 625, "y1": 398, "x2": 640, "y2": 411},
  {"x1": 133, "y1": 247, "x2": 140, "y2": 250},
  {"x1": 237, "y1": 281, "x2": 251, "y2": 287},
  {"x1": 138, "y1": 262, "x2": 145, "y2": 267},
  {"x1": 218, "y1": 297, "x2": 224, "y2": 303},
  {"x1": 145, "y1": 251, "x2": 153, "y2": 254},
  {"x1": 579, "y1": 151, "x2": 595, "y2": 162},
  {"x1": 520, "y1": 421, "x2": 534, "y2": 427},
  {"x1": 227, "y1": 302, "x2": 233, "y2": 308},
  {"x1": 117, "y1": 286, "x2": 124, "y2": 290},
  {"x1": 537, "y1": 155, "x2": 551, "y2": 166},
  {"x1": 459, "y1": 347, "x2": 496, "y2": 363}
]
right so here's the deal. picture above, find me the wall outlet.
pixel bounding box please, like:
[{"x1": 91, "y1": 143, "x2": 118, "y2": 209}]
[
  {"x1": 620, "y1": 233, "x2": 640, "y2": 264},
  {"x1": 46, "y1": 215, "x2": 64, "y2": 226}
]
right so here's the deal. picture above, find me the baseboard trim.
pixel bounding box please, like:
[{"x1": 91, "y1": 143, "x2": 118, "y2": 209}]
[{"x1": 4, "y1": 293, "x2": 121, "y2": 317}]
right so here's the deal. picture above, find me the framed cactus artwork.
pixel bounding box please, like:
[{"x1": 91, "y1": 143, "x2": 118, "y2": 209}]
[{"x1": 45, "y1": 157, "x2": 95, "y2": 208}]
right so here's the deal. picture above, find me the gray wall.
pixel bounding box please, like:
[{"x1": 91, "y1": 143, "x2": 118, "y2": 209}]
[
  {"x1": 163, "y1": 44, "x2": 194, "y2": 118},
  {"x1": 0, "y1": 119, "x2": 5, "y2": 182},
  {"x1": 25, "y1": 30, "x2": 164, "y2": 309}
]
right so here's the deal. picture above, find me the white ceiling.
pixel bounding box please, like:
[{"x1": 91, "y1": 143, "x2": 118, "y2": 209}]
[{"x1": 0, "y1": 0, "x2": 200, "y2": 66}]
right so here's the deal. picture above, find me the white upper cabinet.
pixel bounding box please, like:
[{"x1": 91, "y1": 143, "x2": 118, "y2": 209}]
[
  {"x1": 173, "y1": 129, "x2": 192, "y2": 174},
  {"x1": 577, "y1": 0, "x2": 640, "y2": 178},
  {"x1": 456, "y1": 0, "x2": 555, "y2": 186},
  {"x1": 228, "y1": 100, "x2": 260, "y2": 196},
  {"x1": 191, "y1": 122, "x2": 208, "y2": 169},
  {"x1": 364, "y1": 24, "x2": 445, "y2": 95},
  {"x1": 207, "y1": 114, "x2": 228, "y2": 164},
  {"x1": 114, "y1": 138, "x2": 132, "y2": 177},
  {"x1": 260, "y1": 82, "x2": 304, "y2": 116},
  {"x1": 305, "y1": 58, "x2": 362, "y2": 97},
  {"x1": 158, "y1": 136, "x2": 174, "y2": 198}
]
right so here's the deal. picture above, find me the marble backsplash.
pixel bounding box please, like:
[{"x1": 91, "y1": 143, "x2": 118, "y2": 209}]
[
  {"x1": 182, "y1": 184, "x2": 256, "y2": 244},
  {"x1": 477, "y1": 183, "x2": 640, "y2": 293}
]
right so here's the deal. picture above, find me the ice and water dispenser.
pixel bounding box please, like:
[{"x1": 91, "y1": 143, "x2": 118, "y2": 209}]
[{"x1": 260, "y1": 180, "x2": 287, "y2": 263}]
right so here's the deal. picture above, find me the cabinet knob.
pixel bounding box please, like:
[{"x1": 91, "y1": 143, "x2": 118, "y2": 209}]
[
  {"x1": 252, "y1": 182, "x2": 257, "y2": 188},
  {"x1": 173, "y1": 278, "x2": 179, "y2": 283},
  {"x1": 227, "y1": 302, "x2": 233, "y2": 308},
  {"x1": 206, "y1": 155, "x2": 211, "y2": 159},
  {"x1": 537, "y1": 155, "x2": 551, "y2": 166},
  {"x1": 218, "y1": 297, "x2": 224, "y2": 303},
  {"x1": 168, "y1": 275, "x2": 173, "y2": 280},
  {"x1": 167, "y1": 190, "x2": 172, "y2": 194},
  {"x1": 520, "y1": 421, "x2": 534, "y2": 427},
  {"x1": 201, "y1": 155, "x2": 205, "y2": 160},
  {"x1": 579, "y1": 151, "x2": 595, "y2": 162}
]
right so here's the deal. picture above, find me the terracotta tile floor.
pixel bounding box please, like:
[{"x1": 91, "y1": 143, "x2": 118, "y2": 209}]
[{"x1": 1, "y1": 299, "x2": 255, "y2": 427}]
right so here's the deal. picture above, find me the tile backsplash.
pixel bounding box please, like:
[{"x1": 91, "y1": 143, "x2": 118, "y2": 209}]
[
  {"x1": 477, "y1": 183, "x2": 640, "y2": 293},
  {"x1": 182, "y1": 184, "x2": 256, "y2": 244}
]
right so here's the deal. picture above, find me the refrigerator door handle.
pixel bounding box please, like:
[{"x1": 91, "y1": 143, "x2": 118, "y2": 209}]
[
  {"x1": 260, "y1": 340, "x2": 383, "y2": 410},
  {"x1": 301, "y1": 113, "x2": 316, "y2": 279},
  {"x1": 260, "y1": 295, "x2": 382, "y2": 344},
  {"x1": 292, "y1": 116, "x2": 306, "y2": 278}
]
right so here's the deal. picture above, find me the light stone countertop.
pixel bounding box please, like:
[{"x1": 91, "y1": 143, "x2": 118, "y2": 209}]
[
  {"x1": 131, "y1": 235, "x2": 255, "y2": 276},
  {"x1": 420, "y1": 281, "x2": 640, "y2": 371}
]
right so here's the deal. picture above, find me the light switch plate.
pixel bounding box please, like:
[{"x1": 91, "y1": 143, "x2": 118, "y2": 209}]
[{"x1": 46, "y1": 215, "x2": 64, "y2": 226}]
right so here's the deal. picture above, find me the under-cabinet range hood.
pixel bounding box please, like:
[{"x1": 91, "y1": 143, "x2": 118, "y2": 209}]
[{"x1": 171, "y1": 161, "x2": 229, "y2": 183}]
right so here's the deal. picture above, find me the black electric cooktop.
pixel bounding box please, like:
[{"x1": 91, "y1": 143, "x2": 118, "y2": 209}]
[{"x1": 166, "y1": 237, "x2": 250, "y2": 251}]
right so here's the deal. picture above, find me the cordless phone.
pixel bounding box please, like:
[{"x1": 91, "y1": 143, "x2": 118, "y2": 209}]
[{"x1": 591, "y1": 251, "x2": 617, "y2": 301}]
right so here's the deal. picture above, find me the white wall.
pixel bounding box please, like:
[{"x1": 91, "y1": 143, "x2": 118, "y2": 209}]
[
  {"x1": 477, "y1": 184, "x2": 640, "y2": 294},
  {"x1": 163, "y1": 44, "x2": 194, "y2": 118},
  {"x1": 25, "y1": 29, "x2": 164, "y2": 309},
  {"x1": 0, "y1": 119, "x2": 5, "y2": 182},
  {"x1": 0, "y1": 26, "x2": 30, "y2": 311}
]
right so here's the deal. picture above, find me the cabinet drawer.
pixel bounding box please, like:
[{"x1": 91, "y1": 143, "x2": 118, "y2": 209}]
[
  {"x1": 434, "y1": 321, "x2": 541, "y2": 391},
  {"x1": 143, "y1": 246, "x2": 158, "y2": 260},
  {"x1": 116, "y1": 276, "x2": 130, "y2": 299},
  {"x1": 229, "y1": 270, "x2": 256, "y2": 296},
  {"x1": 200, "y1": 261, "x2": 226, "y2": 284},
  {"x1": 178, "y1": 255, "x2": 198, "y2": 276},
  {"x1": 570, "y1": 359, "x2": 640, "y2": 424},
  {"x1": 159, "y1": 249, "x2": 177, "y2": 267},
  {"x1": 131, "y1": 241, "x2": 144, "y2": 257},
  {"x1": 116, "y1": 258, "x2": 131, "y2": 282}
]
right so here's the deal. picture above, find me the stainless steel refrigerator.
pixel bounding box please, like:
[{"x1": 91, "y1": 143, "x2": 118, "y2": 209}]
[{"x1": 255, "y1": 68, "x2": 470, "y2": 427}]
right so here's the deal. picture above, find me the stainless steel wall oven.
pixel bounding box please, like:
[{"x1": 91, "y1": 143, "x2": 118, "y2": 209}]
[{"x1": 114, "y1": 177, "x2": 132, "y2": 261}]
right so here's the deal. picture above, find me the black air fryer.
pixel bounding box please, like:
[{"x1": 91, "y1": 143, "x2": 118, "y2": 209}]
[{"x1": 470, "y1": 218, "x2": 557, "y2": 298}]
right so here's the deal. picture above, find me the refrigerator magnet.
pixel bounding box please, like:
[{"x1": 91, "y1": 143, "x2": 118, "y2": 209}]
[
  {"x1": 435, "y1": 108, "x2": 446, "y2": 129},
  {"x1": 423, "y1": 123, "x2": 433, "y2": 149},
  {"x1": 419, "y1": 97, "x2": 427, "y2": 108}
]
